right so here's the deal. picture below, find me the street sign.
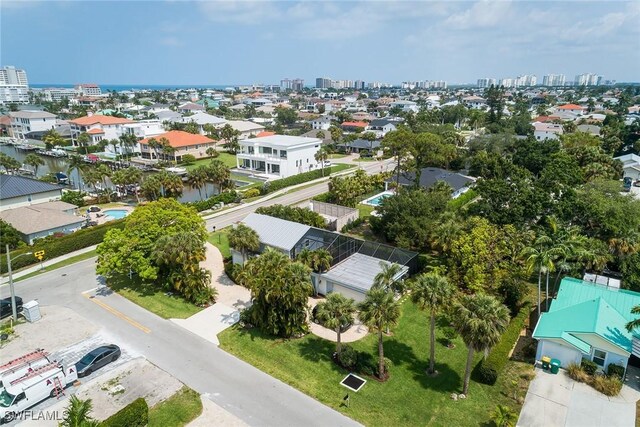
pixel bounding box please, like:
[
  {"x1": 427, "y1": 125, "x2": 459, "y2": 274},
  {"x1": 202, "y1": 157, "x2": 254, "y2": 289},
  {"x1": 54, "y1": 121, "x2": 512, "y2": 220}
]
[{"x1": 34, "y1": 250, "x2": 45, "y2": 260}]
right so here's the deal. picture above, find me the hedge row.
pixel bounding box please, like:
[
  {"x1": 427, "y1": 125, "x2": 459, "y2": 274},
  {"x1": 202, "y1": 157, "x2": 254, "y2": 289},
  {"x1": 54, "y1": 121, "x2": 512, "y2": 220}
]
[
  {"x1": 261, "y1": 165, "x2": 341, "y2": 195},
  {"x1": 185, "y1": 191, "x2": 238, "y2": 212},
  {"x1": 0, "y1": 220, "x2": 125, "y2": 274},
  {"x1": 100, "y1": 398, "x2": 148, "y2": 427},
  {"x1": 474, "y1": 302, "x2": 531, "y2": 385}
]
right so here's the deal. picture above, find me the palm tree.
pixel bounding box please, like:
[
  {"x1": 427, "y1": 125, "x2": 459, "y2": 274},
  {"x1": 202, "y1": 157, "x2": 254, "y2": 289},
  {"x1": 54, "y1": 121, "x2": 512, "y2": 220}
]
[
  {"x1": 373, "y1": 261, "x2": 404, "y2": 294},
  {"x1": 67, "y1": 154, "x2": 87, "y2": 190},
  {"x1": 316, "y1": 293, "x2": 356, "y2": 355},
  {"x1": 521, "y1": 234, "x2": 554, "y2": 317},
  {"x1": 296, "y1": 248, "x2": 332, "y2": 273},
  {"x1": 411, "y1": 273, "x2": 455, "y2": 375},
  {"x1": 207, "y1": 160, "x2": 231, "y2": 193},
  {"x1": 206, "y1": 146, "x2": 218, "y2": 158},
  {"x1": 186, "y1": 167, "x2": 208, "y2": 201},
  {"x1": 453, "y1": 294, "x2": 510, "y2": 395},
  {"x1": 228, "y1": 224, "x2": 260, "y2": 264},
  {"x1": 626, "y1": 306, "x2": 640, "y2": 332},
  {"x1": 60, "y1": 395, "x2": 100, "y2": 427},
  {"x1": 42, "y1": 129, "x2": 66, "y2": 150},
  {"x1": 358, "y1": 287, "x2": 401, "y2": 380},
  {"x1": 24, "y1": 153, "x2": 44, "y2": 175},
  {"x1": 95, "y1": 164, "x2": 112, "y2": 196},
  {"x1": 491, "y1": 404, "x2": 518, "y2": 427},
  {"x1": 315, "y1": 146, "x2": 329, "y2": 177},
  {"x1": 76, "y1": 132, "x2": 90, "y2": 154}
]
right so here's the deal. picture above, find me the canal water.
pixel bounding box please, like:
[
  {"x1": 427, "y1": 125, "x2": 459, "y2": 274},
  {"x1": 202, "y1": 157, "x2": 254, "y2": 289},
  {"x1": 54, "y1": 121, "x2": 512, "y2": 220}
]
[{"x1": 0, "y1": 144, "x2": 223, "y2": 203}]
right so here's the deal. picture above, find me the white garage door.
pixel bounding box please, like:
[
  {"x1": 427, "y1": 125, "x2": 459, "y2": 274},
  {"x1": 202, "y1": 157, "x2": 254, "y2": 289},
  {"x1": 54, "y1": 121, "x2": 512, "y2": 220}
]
[
  {"x1": 537, "y1": 340, "x2": 583, "y2": 367},
  {"x1": 331, "y1": 283, "x2": 365, "y2": 303}
]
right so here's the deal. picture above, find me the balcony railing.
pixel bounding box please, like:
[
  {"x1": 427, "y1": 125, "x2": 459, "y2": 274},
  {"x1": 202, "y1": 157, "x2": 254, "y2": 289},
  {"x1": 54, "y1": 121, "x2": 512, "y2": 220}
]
[{"x1": 237, "y1": 152, "x2": 286, "y2": 161}]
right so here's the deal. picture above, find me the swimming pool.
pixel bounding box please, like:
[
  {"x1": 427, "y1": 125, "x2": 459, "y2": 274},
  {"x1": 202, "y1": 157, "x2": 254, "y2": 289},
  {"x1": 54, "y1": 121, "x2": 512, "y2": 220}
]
[
  {"x1": 103, "y1": 209, "x2": 130, "y2": 220},
  {"x1": 362, "y1": 191, "x2": 394, "y2": 207}
]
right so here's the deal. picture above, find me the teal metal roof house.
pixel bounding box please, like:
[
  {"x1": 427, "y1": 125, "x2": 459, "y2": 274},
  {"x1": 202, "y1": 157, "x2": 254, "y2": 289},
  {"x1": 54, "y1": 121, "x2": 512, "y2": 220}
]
[{"x1": 532, "y1": 277, "x2": 640, "y2": 371}]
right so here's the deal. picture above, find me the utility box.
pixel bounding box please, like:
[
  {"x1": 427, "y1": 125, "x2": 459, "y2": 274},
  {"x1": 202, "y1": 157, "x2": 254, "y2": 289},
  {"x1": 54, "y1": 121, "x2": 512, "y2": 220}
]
[{"x1": 22, "y1": 300, "x2": 41, "y2": 323}]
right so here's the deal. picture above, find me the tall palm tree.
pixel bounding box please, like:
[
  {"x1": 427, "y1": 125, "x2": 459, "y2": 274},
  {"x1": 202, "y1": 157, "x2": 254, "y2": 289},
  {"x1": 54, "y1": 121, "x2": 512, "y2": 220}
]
[
  {"x1": 60, "y1": 395, "x2": 100, "y2": 427},
  {"x1": 67, "y1": 154, "x2": 87, "y2": 190},
  {"x1": 76, "y1": 132, "x2": 90, "y2": 154},
  {"x1": 186, "y1": 167, "x2": 207, "y2": 201},
  {"x1": 626, "y1": 306, "x2": 640, "y2": 332},
  {"x1": 95, "y1": 164, "x2": 112, "y2": 196},
  {"x1": 373, "y1": 262, "x2": 404, "y2": 294},
  {"x1": 521, "y1": 234, "x2": 554, "y2": 316},
  {"x1": 43, "y1": 129, "x2": 66, "y2": 150},
  {"x1": 228, "y1": 224, "x2": 260, "y2": 264},
  {"x1": 411, "y1": 273, "x2": 455, "y2": 375},
  {"x1": 296, "y1": 248, "x2": 332, "y2": 273},
  {"x1": 207, "y1": 160, "x2": 231, "y2": 193},
  {"x1": 316, "y1": 293, "x2": 356, "y2": 355},
  {"x1": 315, "y1": 146, "x2": 329, "y2": 177},
  {"x1": 358, "y1": 287, "x2": 401, "y2": 380},
  {"x1": 24, "y1": 153, "x2": 44, "y2": 176},
  {"x1": 453, "y1": 294, "x2": 510, "y2": 395}
]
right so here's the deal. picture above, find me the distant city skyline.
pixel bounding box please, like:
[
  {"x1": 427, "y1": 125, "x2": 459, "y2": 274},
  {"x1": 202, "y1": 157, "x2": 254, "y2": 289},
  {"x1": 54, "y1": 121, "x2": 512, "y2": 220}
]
[{"x1": 2, "y1": 1, "x2": 639, "y2": 85}]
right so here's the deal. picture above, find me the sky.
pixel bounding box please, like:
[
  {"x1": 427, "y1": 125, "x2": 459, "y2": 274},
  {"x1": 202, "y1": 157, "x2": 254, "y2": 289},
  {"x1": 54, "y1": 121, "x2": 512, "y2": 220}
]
[{"x1": 2, "y1": 0, "x2": 639, "y2": 85}]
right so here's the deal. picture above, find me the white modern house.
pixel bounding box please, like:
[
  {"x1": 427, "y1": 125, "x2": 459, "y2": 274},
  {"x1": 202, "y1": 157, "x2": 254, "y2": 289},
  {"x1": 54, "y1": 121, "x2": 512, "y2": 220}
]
[
  {"x1": 615, "y1": 153, "x2": 640, "y2": 181},
  {"x1": 9, "y1": 110, "x2": 57, "y2": 139},
  {"x1": 236, "y1": 135, "x2": 323, "y2": 179},
  {"x1": 178, "y1": 111, "x2": 227, "y2": 134},
  {"x1": 533, "y1": 122, "x2": 564, "y2": 141},
  {"x1": 310, "y1": 116, "x2": 332, "y2": 130},
  {"x1": 389, "y1": 100, "x2": 419, "y2": 113}
]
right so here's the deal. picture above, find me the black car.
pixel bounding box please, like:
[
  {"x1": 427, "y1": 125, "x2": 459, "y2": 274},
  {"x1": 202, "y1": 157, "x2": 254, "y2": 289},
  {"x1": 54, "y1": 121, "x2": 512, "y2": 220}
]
[
  {"x1": 75, "y1": 344, "x2": 121, "y2": 377},
  {"x1": 0, "y1": 296, "x2": 23, "y2": 319}
]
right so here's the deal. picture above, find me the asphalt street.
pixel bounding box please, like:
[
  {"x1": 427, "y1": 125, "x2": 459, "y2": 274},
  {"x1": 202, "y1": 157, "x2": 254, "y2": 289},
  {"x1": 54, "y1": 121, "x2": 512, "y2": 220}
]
[{"x1": 3, "y1": 260, "x2": 360, "y2": 426}]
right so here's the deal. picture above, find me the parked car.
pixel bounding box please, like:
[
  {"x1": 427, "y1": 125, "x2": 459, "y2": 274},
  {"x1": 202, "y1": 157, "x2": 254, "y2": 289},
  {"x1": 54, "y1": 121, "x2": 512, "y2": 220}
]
[
  {"x1": 75, "y1": 345, "x2": 121, "y2": 377},
  {"x1": 0, "y1": 296, "x2": 23, "y2": 320},
  {"x1": 323, "y1": 160, "x2": 331, "y2": 167}
]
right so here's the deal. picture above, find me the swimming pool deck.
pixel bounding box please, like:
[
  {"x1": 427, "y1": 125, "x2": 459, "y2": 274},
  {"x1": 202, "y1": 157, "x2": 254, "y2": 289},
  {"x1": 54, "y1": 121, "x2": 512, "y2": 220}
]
[{"x1": 361, "y1": 190, "x2": 395, "y2": 207}]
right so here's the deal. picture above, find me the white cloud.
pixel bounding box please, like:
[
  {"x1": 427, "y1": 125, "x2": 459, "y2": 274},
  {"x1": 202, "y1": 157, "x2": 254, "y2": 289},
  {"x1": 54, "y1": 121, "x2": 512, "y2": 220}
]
[
  {"x1": 198, "y1": 0, "x2": 279, "y2": 24},
  {"x1": 444, "y1": 0, "x2": 513, "y2": 30}
]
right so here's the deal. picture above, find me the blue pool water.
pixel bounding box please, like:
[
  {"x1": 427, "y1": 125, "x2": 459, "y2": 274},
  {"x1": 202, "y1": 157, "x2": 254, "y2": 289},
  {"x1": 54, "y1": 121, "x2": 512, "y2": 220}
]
[
  {"x1": 103, "y1": 209, "x2": 129, "y2": 220},
  {"x1": 363, "y1": 192, "x2": 393, "y2": 206}
]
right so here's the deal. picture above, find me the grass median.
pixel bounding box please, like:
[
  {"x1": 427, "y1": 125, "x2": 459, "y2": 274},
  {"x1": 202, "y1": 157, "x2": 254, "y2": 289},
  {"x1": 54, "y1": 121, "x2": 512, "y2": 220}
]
[{"x1": 149, "y1": 386, "x2": 203, "y2": 427}]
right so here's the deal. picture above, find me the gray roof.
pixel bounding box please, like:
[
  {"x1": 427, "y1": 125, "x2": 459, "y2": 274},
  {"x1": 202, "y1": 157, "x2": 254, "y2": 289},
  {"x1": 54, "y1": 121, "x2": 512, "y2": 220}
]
[
  {"x1": 0, "y1": 204, "x2": 84, "y2": 235},
  {"x1": 338, "y1": 139, "x2": 381, "y2": 150},
  {"x1": 0, "y1": 175, "x2": 64, "y2": 200},
  {"x1": 321, "y1": 253, "x2": 408, "y2": 293},
  {"x1": 368, "y1": 119, "x2": 401, "y2": 128},
  {"x1": 242, "y1": 213, "x2": 310, "y2": 251},
  {"x1": 387, "y1": 167, "x2": 474, "y2": 191},
  {"x1": 244, "y1": 134, "x2": 319, "y2": 147},
  {"x1": 9, "y1": 110, "x2": 57, "y2": 119}
]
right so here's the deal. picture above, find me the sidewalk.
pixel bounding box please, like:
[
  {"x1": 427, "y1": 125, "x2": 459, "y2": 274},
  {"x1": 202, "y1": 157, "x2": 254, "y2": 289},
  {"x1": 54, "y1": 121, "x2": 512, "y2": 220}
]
[{"x1": 0, "y1": 245, "x2": 98, "y2": 286}]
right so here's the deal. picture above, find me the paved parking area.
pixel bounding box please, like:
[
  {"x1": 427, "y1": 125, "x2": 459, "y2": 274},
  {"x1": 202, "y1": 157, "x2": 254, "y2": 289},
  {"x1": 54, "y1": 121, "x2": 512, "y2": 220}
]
[{"x1": 517, "y1": 367, "x2": 640, "y2": 427}]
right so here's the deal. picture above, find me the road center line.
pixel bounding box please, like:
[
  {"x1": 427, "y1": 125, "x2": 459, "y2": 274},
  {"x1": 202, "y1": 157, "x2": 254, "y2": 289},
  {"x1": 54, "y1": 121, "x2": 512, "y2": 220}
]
[{"x1": 82, "y1": 292, "x2": 151, "y2": 334}]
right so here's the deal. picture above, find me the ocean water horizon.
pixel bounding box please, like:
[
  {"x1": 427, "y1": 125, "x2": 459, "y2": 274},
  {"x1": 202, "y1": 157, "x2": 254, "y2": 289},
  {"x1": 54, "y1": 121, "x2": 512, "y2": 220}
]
[{"x1": 30, "y1": 83, "x2": 242, "y2": 91}]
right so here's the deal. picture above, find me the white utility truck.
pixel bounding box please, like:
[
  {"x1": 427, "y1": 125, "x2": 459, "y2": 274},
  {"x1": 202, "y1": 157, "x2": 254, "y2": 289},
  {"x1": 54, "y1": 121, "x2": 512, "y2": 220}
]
[
  {"x1": 0, "y1": 349, "x2": 51, "y2": 391},
  {"x1": 0, "y1": 359, "x2": 77, "y2": 423}
]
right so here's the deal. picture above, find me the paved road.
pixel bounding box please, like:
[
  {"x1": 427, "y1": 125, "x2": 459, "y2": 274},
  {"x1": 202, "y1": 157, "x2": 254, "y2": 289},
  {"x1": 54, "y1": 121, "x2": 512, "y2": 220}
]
[
  {"x1": 206, "y1": 158, "x2": 394, "y2": 230},
  {"x1": 3, "y1": 260, "x2": 359, "y2": 426}
]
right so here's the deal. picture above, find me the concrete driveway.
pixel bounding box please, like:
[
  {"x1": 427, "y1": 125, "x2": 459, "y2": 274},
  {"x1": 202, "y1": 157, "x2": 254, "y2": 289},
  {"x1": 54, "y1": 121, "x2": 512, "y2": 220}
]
[{"x1": 517, "y1": 367, "x2": 640, "y2": 427}]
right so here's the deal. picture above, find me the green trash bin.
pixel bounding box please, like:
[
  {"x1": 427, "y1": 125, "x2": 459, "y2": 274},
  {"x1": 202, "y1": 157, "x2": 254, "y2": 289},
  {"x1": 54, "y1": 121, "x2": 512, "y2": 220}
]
[{"x1": 550, "y1": 359, "x2": 561, "y2": 374}]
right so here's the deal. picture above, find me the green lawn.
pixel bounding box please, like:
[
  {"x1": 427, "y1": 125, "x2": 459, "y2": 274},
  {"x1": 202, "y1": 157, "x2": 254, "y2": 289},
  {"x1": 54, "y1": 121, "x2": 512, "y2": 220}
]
[
  {"x1": 329, "y1": 163, "x2": 354, "y2": 174},
  {"x1": 108, "y1": 275, "x2": 202, "y2": 319},
  {"x1": 357, "y1": 204, "x2": 375, "y2": 219},
  {"x1": 149, "y1": 386, "x2": 203, "y2": 427},
  {"x1": 15, "y1": 250, "x2": 97, "y2": 282},
  {"x1": 185, "y1": 152, "x2": 237, "y2": 170},
  {"x1": 328, "y1": 153, "x2": 347, "y2": 159},
  {"x1": 208, "y1": 229, "x2": 231, "y2": 258},
  {"x1": 219, "y1": 299, "x2": 532, "y2": 426}
]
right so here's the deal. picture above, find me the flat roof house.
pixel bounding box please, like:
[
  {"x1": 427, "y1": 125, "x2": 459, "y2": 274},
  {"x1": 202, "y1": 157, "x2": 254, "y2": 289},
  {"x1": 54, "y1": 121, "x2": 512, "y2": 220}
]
[
  {"x1": 234, "y1": 213, "x2": 417, "y2": 302},
  {"x1": 533, "y1": 277, "x2": 640, "y2": 373},
  {"x1": 9, "y1": 110, "x2": 57, "y2": 140},
  {"x1": 236, "y1": 135, "x2": 323, "y2": 179},
  {"x1": 0, "y1": 175, "x2": 64, "y2": 211},
  {"x1": 139, "y1": 130, "x2": 216, "y2": 162}
]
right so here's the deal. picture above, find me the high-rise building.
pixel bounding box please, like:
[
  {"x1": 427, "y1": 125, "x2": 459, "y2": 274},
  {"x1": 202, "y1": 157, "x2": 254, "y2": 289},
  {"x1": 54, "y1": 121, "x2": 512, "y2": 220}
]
[
  {"x1": 281, "y1": 78, "x2": 304, "y2": 91},
  {"x1": 315, "y1": 77, "x2": 332, "y2": 89},
  {"x1": 542, "y1": 74, "x2": 566, "y2": 86},
  {"x1": 477, "y1": 78, "x2": 497, "y2": 88},
  {"x1": 499, "y1": 78, "x2": 515, "y2": 88},
  {"x1": 0, "y1": 66, "x2": 29, "y2": 104},
  {"x1": 575, "y1": 73, "x2": 602, "y2": 86},
  {"x1": 514, "y1": 75, "x2": 537, "y2": 87}
]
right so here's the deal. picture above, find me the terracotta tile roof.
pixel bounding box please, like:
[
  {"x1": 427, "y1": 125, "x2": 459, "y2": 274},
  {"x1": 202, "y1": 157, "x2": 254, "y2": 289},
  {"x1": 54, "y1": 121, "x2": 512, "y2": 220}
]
[
  {"x1": 256, "y1": 131, "x2": 276, "y2": 138},
  {"x1": 342, "y1": 121, "x2": 368, "y2": 128},
  {"x1": 533, "y1": 116, "x2": 552, "y2": 123},
  {"x1": 558, "y1": 104, "x2": 585, "y2": 110},
  {"x1": 69, "y1": 115, "x2": 134, "y2": 126},
  {"x1": 0, "y1": 116, "x2": 10, "y2": 126},
  {"x1": 140, "y1": 130, "x2": 215, "y2": 148},
  {"x1": 86, "y1": 128, "x2": 105, "y2": 134}
]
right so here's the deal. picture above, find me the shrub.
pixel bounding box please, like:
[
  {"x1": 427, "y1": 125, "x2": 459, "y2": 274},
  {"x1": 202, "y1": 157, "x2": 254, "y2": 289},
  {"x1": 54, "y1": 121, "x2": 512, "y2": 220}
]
[
  {"x1": 185, "y1": 191, "x2": 238, "y2": 212},
  {"x1": 61, "y1": 191, "x2": 87, "y2": 207},
  {"x1": 581, "y1": 359, "x2": 598, "y2": 376},
  {"x1": 591, "y1": 374, "x2": 623, "y2": 396},
  {"x1": 180, "y1": 154, "x2": 196, "y2": 165},
  {"x1": 256, "y1": 205, "x2": 326, "y2": 228},
  {"x1": 242, "y1": 188, "x2": 261, "y2": 199},
  {"x1": 260, "y1": 165, "x2": 344, "y2": 195},
  {"x1": 607, "y1": 363, "x2": 625, "y2": 380},
  {"x1": 101, "y1": 397, "x2": 148, "y2": 427},
  {"x1": 340, "y1": 217, "x2": 364, "y2": 233},
  {"x1": 566, "y1": 363, "x2": 589, "y2": 383},
  {"x1": 338, "y1": 345, "x2": 358, "y2": 370},
  {"x1": 442, "y1": 326, "x2": 458, "y2": 347},
  {"x1": 0, "y1": 220, "x2": 125, "y2": 273},
  {"x1": 475, "y1": 302, "x2": 531, "y2": 385},
  {"x1": 224, "y1": 260, "x2": 241, "y2": 283}
]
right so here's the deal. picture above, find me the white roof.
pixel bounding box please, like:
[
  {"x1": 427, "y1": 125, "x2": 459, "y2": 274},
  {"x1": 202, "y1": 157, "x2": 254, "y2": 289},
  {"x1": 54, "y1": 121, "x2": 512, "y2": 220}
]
[
  {"x1": 242, "y1": 134, "x2": 321, "y2": 148},
  {"x1": 242, "y1": 213, "x2": 310, "y2": 251},
  {"x1": 182, "y1": 112, "x2": 226, "y2": 126},
  {"x1": 10, "y1": 110, "x2": 57, "y2": 119},
  {"x1": 226, "y1": 120, "x2": 265, "y2": 132},
  {"x1": 321, "y1": 253, "x2": 408, "y2": 293}
]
